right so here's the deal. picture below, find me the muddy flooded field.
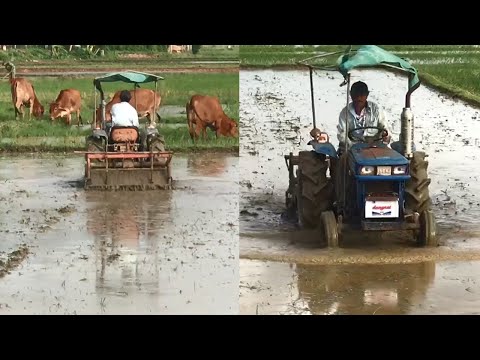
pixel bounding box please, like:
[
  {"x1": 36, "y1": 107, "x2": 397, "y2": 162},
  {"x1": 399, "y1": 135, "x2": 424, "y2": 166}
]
[
  {"x1": 0, "y1": 152, "x2": 238, "y2": 314},
  {"x1": 240, "y1": 259, "x2": 480, "y2": 315},
  {"x1": 239, "y1": 69, "x2": 480, "y2": 314}
]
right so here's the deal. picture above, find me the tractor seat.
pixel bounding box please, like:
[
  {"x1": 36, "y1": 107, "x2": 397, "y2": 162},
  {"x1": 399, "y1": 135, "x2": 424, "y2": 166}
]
[{"x1": 110, "y1": 126, "x2": 140, "y2": 144}]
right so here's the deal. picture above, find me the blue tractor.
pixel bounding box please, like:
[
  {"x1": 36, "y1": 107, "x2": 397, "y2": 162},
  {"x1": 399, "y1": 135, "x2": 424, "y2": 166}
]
[{"x1": 284, "y1": 45, "x2": 436, "y2": 248}]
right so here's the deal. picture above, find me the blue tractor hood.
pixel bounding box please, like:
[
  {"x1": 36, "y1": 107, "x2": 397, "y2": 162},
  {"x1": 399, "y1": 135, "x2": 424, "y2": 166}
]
[{"x1": 351, "y1": 143, "x2": 408, "y2": 166}]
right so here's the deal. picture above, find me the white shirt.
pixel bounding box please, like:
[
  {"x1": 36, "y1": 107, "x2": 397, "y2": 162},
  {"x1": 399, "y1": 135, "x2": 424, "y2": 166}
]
[
  {"x1": 337, "y1": 101, "x2": 390, "y2": 147},
  {"x1": 111, "y1": 102, "x2": 139, "y2": 127}
]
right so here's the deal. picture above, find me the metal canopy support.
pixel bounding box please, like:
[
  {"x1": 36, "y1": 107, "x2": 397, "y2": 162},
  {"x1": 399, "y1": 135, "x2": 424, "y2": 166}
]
[
  {"x1": 342, "y1": 73, "x2": 351, "y2": 214},
  {"x1": 309, "y1": 66, "x2": 316, "y2": 129}
]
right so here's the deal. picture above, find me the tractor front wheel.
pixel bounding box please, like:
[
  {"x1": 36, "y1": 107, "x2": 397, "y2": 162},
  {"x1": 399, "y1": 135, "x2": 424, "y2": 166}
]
[
  {"x1": 321, "y1": 211, "x2": 339, "y2": 248},
  {"x1": 416, "y1": 210, "x2": 437, "y2": 247}
]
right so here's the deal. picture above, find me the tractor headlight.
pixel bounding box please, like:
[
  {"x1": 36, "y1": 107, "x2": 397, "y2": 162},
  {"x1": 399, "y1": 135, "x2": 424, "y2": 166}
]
[
  {"x1": 393, "y1": 165, "x2": 407, "y2": 175},
  {"x1": 360, "y1": 166, "x2": 375, "y2": 175}
]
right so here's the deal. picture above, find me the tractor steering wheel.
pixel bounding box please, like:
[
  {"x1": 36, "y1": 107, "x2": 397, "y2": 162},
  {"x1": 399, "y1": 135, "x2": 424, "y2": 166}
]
[{"x1": 348, "y1": 126, "x2": 387, "y2": 144}]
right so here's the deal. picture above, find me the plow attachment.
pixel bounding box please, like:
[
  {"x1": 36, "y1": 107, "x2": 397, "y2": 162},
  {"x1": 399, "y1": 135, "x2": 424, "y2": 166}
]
[{"x1": 77, "y1": 151, "x2": 174, "y2": 190}]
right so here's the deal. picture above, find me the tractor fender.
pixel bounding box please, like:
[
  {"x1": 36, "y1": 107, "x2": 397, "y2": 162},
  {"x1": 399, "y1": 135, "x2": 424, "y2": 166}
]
[
  {"x1": 91, "y1": 129, "x2": 108, "y2": 140},
  {"x1": 146, "y1": 127, "x2": 159, "y2": 136},
  {"x1": 308, "y1": 141, "x2": 338, "y2": 159}
]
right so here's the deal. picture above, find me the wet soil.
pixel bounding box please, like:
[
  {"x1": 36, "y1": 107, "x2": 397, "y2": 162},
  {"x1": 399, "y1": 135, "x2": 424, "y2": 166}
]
[
  {"x1": 0, "y1": 246, "x2": 29, "y2": 278},
  {"x1": 239, "y1": 68, "x2": 480, "y2": 314},
  {"x1": 0, "y1": 153, "x2": 238, "y2": 314}
]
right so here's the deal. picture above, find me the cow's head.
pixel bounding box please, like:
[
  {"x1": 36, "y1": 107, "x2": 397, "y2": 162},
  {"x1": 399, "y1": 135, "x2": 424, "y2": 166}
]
[
  {"x1": 33, "y1": 103, "x2": 44, "y2": 118},
  {"x1": 221, "y1": 117, "x2": 238, "y2": 138},
  {"x1": 49, "y1": 102, "x2": 68, "y2": 120}
]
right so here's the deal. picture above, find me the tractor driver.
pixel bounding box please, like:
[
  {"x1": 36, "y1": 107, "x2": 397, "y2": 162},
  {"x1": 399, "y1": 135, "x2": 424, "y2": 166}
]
[
  {"x1": 334, "y1": 81, "x2": 391, "y2": 204},
  {"x1": 106, "y1": 90, "x2": 142, "y2": 145},
  {"x1": 110, "y1": 90, "x2": 139, "y2": 129},
  {"x1": 337, "y1": 81, "x2": 391, "y2": 156}
]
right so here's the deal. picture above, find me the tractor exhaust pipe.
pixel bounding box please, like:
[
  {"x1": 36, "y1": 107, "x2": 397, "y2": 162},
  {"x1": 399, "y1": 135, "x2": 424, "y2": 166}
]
[
  {"x1": 401, "y1": 74, "x2": 421, "y2": 159},
  {"x1": 400, "y1": 108, "x2": 414, "y2": 159}
]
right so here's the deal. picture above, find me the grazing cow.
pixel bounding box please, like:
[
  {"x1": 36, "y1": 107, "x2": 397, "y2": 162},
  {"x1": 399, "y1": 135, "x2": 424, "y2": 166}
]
[
  {"x1": 50, "y1": 89, "x2": 83, "y2": 126},
  {"x1": 95, "y1": 88, "x2": 161, "y2": 126},
  {"x1": 10, "y1": 78, "x2": 44, "y2": 120},
  {"x1": 186, "y1": 95, "x2": 238, "y2": 141}
]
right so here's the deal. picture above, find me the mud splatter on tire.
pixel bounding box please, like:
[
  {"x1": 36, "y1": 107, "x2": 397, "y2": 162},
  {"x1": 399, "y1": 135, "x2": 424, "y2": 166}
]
[
  {"x1": 296, "y1": 151, "x2": 334, "y2": 228},
  {"x1": 405, "y1": 151, "x2": 432, "y2": 214}
]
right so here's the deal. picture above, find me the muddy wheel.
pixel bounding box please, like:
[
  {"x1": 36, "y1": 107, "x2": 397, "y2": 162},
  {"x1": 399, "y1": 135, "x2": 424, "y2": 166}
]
[
  {"x1": 87, "y1": 138, "x2": 104, "y2": 152},
  {"x1": 149, "y1": 138, "x2": 165, "y2": 152},
  {"x1": 148, "y1": 138, "x2": 167, "y2": 167},
  {"x1": 416, "y1": 210, "x2": 437, "y2": 247},
  {"x1": 284, "y1": 156, "x2": 298, "y2": 221},
  {"x1": 405, "y1": 151, "x2": 432, "y2": 214},
  {"x1": 296, "y1": 151, "x2": 334, "y2": 228},
  {"x1": 86, "y1": 137, "x2": 104, "y2": 163},
  {"x1": 284, "y1": 190, "x2": 297, "y2": 220},
  {"x1": 321, "y1": 210, "x2": 338, "y2": 248}
]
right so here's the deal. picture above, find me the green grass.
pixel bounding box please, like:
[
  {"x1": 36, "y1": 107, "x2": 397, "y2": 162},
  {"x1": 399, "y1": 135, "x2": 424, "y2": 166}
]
[
  {"x1": 0, "y1": 123, "x2": 239, "y2": 153},
  {"x1": 159, "y1": 126, "x2": 238, "y2": 152},
  {"x1": 163, "y1": 116, "x2": 187, "y2": 124},
  {"x1": 240, "y1": 45, "x2": 480, "y2": 107}
]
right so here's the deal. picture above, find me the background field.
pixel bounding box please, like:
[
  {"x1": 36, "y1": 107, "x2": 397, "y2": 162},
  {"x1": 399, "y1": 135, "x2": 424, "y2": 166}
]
[{"x1": 240, "y1": 45, "x2": 480, "y2": 107}]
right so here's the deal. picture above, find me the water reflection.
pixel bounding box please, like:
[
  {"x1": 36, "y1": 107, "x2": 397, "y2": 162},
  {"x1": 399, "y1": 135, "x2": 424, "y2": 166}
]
[
  {"x1": 186, "y1": 155, "x2": 230, "y2": 178},
  {"x1": 85, "y1": 190, "x2": 173, "y2": 297},
  {"x1": 295, "y1": 262, "x2": 436, "y2": 315}
]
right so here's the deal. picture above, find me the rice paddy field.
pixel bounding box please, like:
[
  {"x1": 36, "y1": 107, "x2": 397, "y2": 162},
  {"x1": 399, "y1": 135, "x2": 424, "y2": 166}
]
[{"x1": 240, "y1": 45, "x2": 480, "y2": 107}]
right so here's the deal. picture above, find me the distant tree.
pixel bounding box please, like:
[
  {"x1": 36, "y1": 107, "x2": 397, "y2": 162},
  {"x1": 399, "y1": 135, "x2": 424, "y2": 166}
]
[{"x1": 192, "y1": 45, "x2": 202, "y2": 54}]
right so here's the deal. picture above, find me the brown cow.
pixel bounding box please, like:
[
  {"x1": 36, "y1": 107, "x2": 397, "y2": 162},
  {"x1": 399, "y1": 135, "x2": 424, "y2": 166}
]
[
  {"x1": 95, "y1": 88, "x2": 161, "y2": 126},
  {"x1": 186, "y1": 95, "x2": 238, "y2": 141},
  {"x1": 50, "y1": 89, "x2": 83, "y2": 126},
  {"x1": 10, "y1": 78, "x2": 44, "y2": 120}
]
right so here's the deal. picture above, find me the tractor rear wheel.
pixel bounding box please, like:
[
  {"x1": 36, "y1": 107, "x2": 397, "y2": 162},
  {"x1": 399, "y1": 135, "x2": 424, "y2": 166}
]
[
  {"x1": 149, "y1": 138, "x2": 166, "y2": 152},
  {"x1": 321, "y1": 210, "x2": 338, "y2": 248},
  {"x1": 416, "y1": 210, "x2": 437, "y2": 247},
  {"x1": 86, "y1": 137, "x2": 104, "y2": 163},
  {"x1": 296, "y1": 151, "x2": 334, "y2": 228},
  {"x1": 87, "y1": 137, "x2": 104, "y2": 152},
  {"x1": 405, "y1": 151, "x2": 432, "y2": 214},
  {"x1": 148, "y1": 137, "x2": 167, "y2": 166}
]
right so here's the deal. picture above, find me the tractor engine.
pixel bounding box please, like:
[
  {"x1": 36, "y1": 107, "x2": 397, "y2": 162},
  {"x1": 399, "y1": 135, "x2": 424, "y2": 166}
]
[{"x1": 347, "y1": 143, "x2": 410, "y2": 230}]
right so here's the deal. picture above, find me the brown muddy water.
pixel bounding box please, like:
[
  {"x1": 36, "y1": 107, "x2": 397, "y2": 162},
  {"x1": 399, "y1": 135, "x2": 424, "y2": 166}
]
[
  {"x1": 239, "y1": 68, "x2": 480, "y2": 314},
  {"x1": 0, "y1": 153, "x2": 238, "y2": 314}
]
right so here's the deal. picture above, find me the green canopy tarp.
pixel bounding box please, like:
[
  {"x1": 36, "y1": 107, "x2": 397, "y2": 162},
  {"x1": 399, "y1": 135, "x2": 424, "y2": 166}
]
[
  {"x1": 94, "y1": 70, "x2": 164, "y2": 91},
  {"x1": 337, "y1": 45, "x2": 420, "y2": 91}
]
